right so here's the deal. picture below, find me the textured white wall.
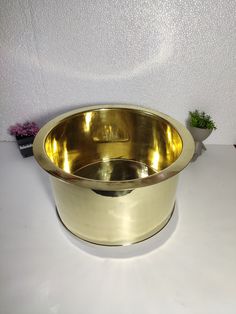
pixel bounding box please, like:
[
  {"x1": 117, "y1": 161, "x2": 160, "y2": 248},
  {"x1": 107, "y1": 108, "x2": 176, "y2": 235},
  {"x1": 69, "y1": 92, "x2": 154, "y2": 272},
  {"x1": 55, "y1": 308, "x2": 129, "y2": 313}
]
[{"x1": 1, "y1": 0, "x2": 236, "y2": 143}]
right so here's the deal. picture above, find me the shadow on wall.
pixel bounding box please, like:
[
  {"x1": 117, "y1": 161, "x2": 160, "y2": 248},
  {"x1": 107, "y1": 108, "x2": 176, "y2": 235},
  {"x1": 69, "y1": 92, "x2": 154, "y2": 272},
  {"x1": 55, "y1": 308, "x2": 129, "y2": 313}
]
[
  {"x1": 1, "y1": 0, "x2": 176, "y2": 138},
  {"x1": 35, "y1": 102, "x2": 96, "y2": 128},
  {"x1": 1, "y1": 0, "x2": 175, "y2": 81},
  {"x1": 35, "y1": 102, "x2": 151, "y2": 128}
]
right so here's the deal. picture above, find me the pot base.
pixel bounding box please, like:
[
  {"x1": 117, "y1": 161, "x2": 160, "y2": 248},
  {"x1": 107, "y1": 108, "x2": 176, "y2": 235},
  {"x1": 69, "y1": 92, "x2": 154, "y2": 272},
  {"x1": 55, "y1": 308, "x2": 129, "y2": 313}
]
[
  {"x1": 51, "y1": 169, "x2": 179, "y2": 246},
  {"x1": 56, "y1": 204, "x2": 175, "y2": 247}
]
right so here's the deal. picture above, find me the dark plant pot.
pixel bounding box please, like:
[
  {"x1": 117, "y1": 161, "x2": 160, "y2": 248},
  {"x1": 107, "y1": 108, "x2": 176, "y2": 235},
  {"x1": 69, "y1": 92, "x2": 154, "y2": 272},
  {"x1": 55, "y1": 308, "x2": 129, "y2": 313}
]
[{"x1": 16, "y1": 135, "x2": 35, "y2": 158}]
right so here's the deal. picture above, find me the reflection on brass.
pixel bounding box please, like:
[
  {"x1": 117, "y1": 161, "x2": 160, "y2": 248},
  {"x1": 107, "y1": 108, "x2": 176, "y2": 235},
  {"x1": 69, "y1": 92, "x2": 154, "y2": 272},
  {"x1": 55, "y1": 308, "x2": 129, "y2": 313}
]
[
  {"x1": 76, "y1": 159, "x2": 155, "y2": 181},
  {"x1": 92, "y1": 124, "x2": 129, "y2": 142},
  {"x1": 33, "y1": 105, "x2": 194, "y2": 246}
]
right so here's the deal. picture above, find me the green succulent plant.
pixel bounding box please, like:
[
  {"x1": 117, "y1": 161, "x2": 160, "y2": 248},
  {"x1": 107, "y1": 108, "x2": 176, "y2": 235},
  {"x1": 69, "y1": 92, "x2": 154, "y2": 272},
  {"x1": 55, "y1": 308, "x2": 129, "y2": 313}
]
[{"x1": 189, "y1": 110, "x2": 217, "y2": 130}]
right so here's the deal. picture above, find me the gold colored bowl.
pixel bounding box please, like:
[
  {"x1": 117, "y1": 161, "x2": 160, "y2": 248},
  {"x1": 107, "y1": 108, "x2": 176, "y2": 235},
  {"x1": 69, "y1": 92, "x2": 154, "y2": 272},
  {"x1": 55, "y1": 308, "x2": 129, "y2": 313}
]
[{"x1": 33, "y1": 104, "x2": 194, "y2": 245}]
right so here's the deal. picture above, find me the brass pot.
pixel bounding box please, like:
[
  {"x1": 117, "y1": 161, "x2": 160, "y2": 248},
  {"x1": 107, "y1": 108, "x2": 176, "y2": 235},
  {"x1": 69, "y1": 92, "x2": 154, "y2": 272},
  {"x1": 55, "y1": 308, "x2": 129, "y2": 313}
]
[{"x1": 33, "y1": 105, "x2": 194, "y2": 246}]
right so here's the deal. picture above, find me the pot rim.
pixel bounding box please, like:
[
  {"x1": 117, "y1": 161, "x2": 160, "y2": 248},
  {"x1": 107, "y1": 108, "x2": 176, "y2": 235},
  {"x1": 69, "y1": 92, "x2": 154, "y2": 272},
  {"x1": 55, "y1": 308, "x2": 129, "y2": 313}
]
[{"x1": 33, "y1": 104, "x2": 194, "y2": 190}]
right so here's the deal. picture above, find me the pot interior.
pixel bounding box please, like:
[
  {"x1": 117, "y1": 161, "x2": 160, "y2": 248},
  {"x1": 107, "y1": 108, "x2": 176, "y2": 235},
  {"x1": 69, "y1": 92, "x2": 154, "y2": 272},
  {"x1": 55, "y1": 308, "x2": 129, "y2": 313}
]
[{"x1": 44, "y1": 108, "x2": 182, "y2": 181}]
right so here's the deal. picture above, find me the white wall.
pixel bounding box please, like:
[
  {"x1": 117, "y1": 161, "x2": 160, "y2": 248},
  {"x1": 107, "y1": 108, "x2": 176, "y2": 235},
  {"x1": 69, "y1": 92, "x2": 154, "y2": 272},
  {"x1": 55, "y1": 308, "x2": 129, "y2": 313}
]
[{"x1": 1, "y1": 0, "x2": 236, "y2": 143}]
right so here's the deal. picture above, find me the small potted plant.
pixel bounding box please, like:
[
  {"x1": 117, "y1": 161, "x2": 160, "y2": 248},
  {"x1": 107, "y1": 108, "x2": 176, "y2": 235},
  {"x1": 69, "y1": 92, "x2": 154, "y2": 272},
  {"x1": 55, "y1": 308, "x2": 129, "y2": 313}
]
[
  {"x1": 8, "y1": 121, "x2": 39, "y2": 157},
  {"x1": 188, "y1": 110, "x2": 217, "y2": 160}
]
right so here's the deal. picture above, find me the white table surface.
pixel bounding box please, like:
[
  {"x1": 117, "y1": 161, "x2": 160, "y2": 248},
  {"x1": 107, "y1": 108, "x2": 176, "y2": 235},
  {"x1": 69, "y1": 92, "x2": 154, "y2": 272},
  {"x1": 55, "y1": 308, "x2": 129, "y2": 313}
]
[{"x1": 0, "y1": 143, "x2": 236, "y2": 314}]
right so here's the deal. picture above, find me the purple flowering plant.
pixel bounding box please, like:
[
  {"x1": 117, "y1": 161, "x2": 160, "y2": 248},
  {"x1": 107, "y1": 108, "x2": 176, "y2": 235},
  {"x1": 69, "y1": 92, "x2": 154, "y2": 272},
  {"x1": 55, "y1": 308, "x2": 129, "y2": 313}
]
[{"x1": 9, "y1": 121, "x2": 39, "y2": 138}]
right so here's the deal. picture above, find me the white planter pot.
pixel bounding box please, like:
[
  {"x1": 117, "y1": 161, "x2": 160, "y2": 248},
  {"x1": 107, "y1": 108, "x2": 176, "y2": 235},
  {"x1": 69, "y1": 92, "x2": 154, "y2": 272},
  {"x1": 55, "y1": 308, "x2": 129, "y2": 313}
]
[{"x1": 189, "y1": 127, "x2": 213, "y2": 160}]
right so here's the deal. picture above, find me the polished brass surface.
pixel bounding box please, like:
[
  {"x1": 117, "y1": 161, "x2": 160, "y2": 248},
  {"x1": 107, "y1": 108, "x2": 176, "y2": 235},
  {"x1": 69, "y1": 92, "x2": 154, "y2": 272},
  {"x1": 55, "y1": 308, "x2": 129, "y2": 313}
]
[
  {"x1": 34, "y1": 104, "x2": 194, "y2": 245},
  {"x1": 51, "y1": 175, "x2": 178, "y2": 245}
]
